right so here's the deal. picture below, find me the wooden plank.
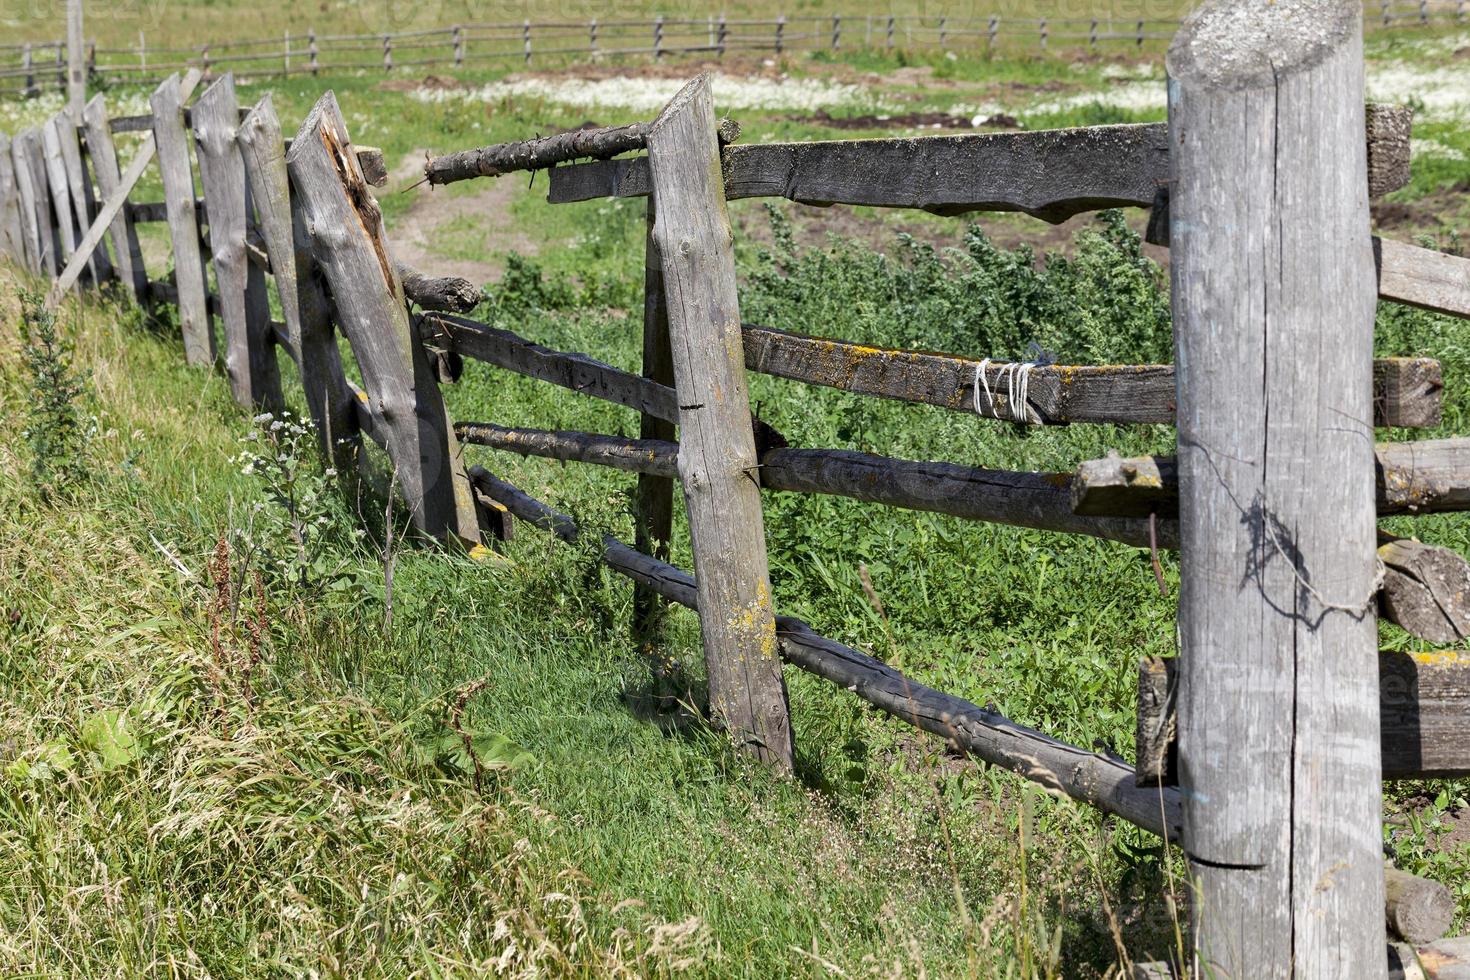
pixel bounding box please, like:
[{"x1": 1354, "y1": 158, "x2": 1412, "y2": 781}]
[
  {"x1": 151, "y1": 72, "x2": 213, "y2": 365},
  {"x1": 1379, "y1": 534, "x2": 1470, "y2": 644},
  {"x1": 1073, "y1": 440, "x2": 1470, "y2": 518},
  {"x1": 286, "y1": 91, "x2": 478, "y2": 544},
  {"x1": 8, "y1": 131, "x2": 43, "y2": 273},
  {"x1": 472, "y1": 465, "x2": 1183, "y2": 840},
  {"x1": 1137, "y1": 652, "x2": 1470, "y2": 782},
  {"x1": 192, "y1": 74, "x2": 281, "y2": 411},
  {"x1": 634, "y1": 197, "x2": 676, "y2": 652},
  {"x1": 1376, "y1": 237, "x2": 1470, "y2": 320},
  {"x1": 744, "y1": 324, "x2": 1440, "y2": 428},
  {"x1": 19, "y1": 128, "x2": 58, "y2": 276},
  {"x1": 0, "y1": 134, "x2": 25, "y2": 265},
  {"x1": 1390, "y1": 936, "x2": 1470, "y2": 979},
  {"x1": 239, "y1": 92, "x2": 361, "y2": 475},
  {"x1": 425, "y1": 313, "x2": 680, "y2": 423},
  {"x1": 54, "y1": 108, "x2": 111, "y2": 284},
  {"x1": 647, "y1": 75, "x2": 794, "y2": 768},
  {"x1": 81, "y1": 94, "x2": 147, "y2": 300},
  {"x1": 1169, "y1": 4, "x2": 1385, "y2": 972},
  {"x1": 40, "y1": 116, "x2": 80, "y2": 278}
]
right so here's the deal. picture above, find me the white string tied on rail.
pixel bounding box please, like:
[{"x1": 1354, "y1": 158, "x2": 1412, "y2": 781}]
[{"x1": 973, "y1": 358, "x2": 1037, "y2": 424}]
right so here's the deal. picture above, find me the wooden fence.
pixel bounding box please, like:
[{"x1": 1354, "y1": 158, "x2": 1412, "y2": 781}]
[
  {"x1": 2, "y1": 0, "x2": 1468, "y2": 97},
  {"x1": 4, "y1": 0, "x2": 1470, "y2": 973}
]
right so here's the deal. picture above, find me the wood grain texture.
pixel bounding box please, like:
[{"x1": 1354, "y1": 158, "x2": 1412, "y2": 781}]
[
  {"x1": 193, "y1": 74, "x2": 281, "y2": 411},
  {"x1": 19, "y1": 129, "x2": 58, "y2": 276},
  {"x1": 473, "y1": 465, "x2": 1183, "y2": 839},
  {"x1": 1169, "y1": 4, "x2": 1385, "y2": 974},
  {"x1": 1384, "y1": 865, "x2": 1455, "y2": 945},
  {"x1": 1376, "y1": 237, "x2": 1470, "y2": 320},
  {"x1": 286, "y1": 91, "x2": 478, "y2": 544},
  {"x1": 151, "y1": 73, "x2": 214, "y2": 366},
  {"x1": 1388, "y1": 936, "x2": 1470, "y2": 979},
  {"x1": 0, "y1": 134, "x2": 26, "y2": 266},
  {"x1": 634, "y1": 198, "x2": 677, "y2": 652},
  {"x1": 1366, "y1": 103, "x2": 1413, "y2": 199},
  {"x1": 81, "y1": 95, "x2": 147, "y2": 299},
  {"x1": 1379, "y1": 535, "x2": 1470, "y2": 645},
  {"x1": 54, "y1": 108, "x2": 111, "y2": 284},
  {"x1": 398, "y1": 266, "x2": 480, "y2": 312},
  {"x1": 647, "y1": 75, "x2": 794, "y2": 768},
  {"x1": 745, "y1": 325, "x2": 1439, "y2": 428},
  {"x1": 40, "y1": 116, "x2": 79, "y2": 277},
  {"x1": 9, "y1": 131, "x2": 45, "y2": 273},
  {"x1": 239, "y1": 93, "x2": 361, "y2": 476}
]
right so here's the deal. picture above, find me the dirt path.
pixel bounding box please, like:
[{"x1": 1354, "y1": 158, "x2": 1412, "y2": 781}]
[{"x1": 383, "y1": 150, "x2": 536, "y2": 286}]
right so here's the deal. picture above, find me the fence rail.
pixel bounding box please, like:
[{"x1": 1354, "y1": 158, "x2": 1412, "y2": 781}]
[
  {"x1": 4, "y1": 1, "x2": 1470, "y2": 970},
  {"x1": 2, "y1": 1, "x2": 1469, "y2": 97}
]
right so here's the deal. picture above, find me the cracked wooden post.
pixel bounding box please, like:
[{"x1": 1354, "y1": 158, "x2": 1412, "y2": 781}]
[
  {"x1": 646, "y1": 74, "x2": 794, "y2": 769},
  {"x1": 151, "y1": 72, "x2": 213, "y2": 366},
  {"x1": 19, "y1": 129, "x2": 58, "y2": 277},
  {"x1": 286, "y1": 92, "x2": 478, "y2": 544},
  {"x1": 239, "y1": 92, "x2": 361, "y2": 476},
  {"x1": 1169, "y1": 2, "x2": 1385, "y2": 976},
  {"x1": 82, "y1": 94, "x2": 148, "y2": 301},
  {"x1": 54, "y1": 110, "x2": 111, "y2": 285},
  {"x1": 633, "y1": 197, "x2": 675, "y2": 654},
  {"x1": 192, "y1": 74, "x2": 281, "y2": 411},
  {"x1": 0, "y1": 135, "x2": 26, "y2": 267}
]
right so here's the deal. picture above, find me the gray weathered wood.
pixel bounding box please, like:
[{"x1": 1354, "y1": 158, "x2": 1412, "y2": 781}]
[
  {"x1": 1376, "y1": 237, "x2": 1470, "y2": 320},
  {"x1": 1137, "y1": 652, "x2": 1470, "y2": 783},
  {"x1": 9, "y1": 131, "x2": 43, "y2": 273},
  {"x1": 635, "y1": 198, "x2": 677, "y2": 652},
  {"x1": 425, "y1": 313, "x2": 680, "y2": 423},
  {"x1": 40, "y1": 116, "x2": 80, "y2": 278},
  {"x1": 239, "y1": 93, "x2": 361, "y2": 476},
  {"x1": 1385, "y1": 865, "x2": 1456, "y2": 945},
  {"x1": 1169, "y1": 4, "x2": 1385, "y2": 974},
  {"x1": 151, "y1": 73, "x2": 213, "y2": 365},
  {"x1": 1073, "y1": 440, "x2": 1470, "y2": 518},
  {"x1": 398, "y1": 266, "x2": 480, "y2": 312},
  {"x1": 192, "y1": 74, "x2": 281, "y2": 411},
  {"x1": 0, "y1": 134, "x2": 25, "y2": 265},
  {"x1": 128, "y1": 199, "x2": 205, "y2": 224},
  {"x1": 19, "y1": 128, "x2": 58, "y2": 276},
  {"x1": 1366, "y1": 103, "x2": 1413, "y2": 199},
  {"x1": 53, "y1": 108, "x2": 111, "y2": 284},
  {"x1": 1389, "y1": 936, "x2": 1470, "y2": 979},
  {"x1": 81, "y1": 94, "x2": 147, "y2": 300},
  {"x1": 471, "y1": 465, "x2": 1183, "y2": 839},
  {"x1": 745, "y1": 324, "x2": 1440, "y2": 428},
  {"x1": 648, "y1": 76, "x2": 794, "y2": 768},
  {"x1": 287, "y1": 91, "x2": 478, "y2": 544},
  {"x1": 1379, "y1": 534, "x2": 1470, "y2": 644}
]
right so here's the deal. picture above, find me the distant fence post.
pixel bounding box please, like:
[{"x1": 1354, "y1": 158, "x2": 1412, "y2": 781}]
[
  {"x1": 193, "y1": 73, "x2": 282, "y2": 411},
  {"x1": 382, "y1": 34, "x2": 392, "y2": 71},
  {"x1": 522, "y1": 20, "x2": 531, "y2": 64},
  {"x1": 1040, "y1": 17, "x2": 1048, "y2": 48},
  {"x1": 200, "y1": 44, "x2": 210, "y2": 78},
  {"x1": 886, "y1": 14, "x2": 895, "y2": 48},
  {"x1": 151, "y1": 72, "x2": 214, "y2": 366},
  {"x1": 287, "y1": 92, "x2": 480, "y2": 544},
  {"x1": 23, "y1": 43, "x2": 34, "y2": 96},
  {"x1": 1135, "y1": 19, "x2": 1145, "y2": 45},
  {"x1": 775, "y1": 16, "x2": 784, "y2": 54},
  {"x1": 987, "y1": 16, "x2": 998, "y2": 49},
  {"x1": 588, "y1": 19, "x2": 598, "y2": 54},
  {"x1": 453, "y1": 25, "x2": 464, "y2": 65},
  {"x1": 308, "y1": 29, "x2": 318, "y2": 75},
  {"x1": 717, "y1": 15, "x2": 727, "y2": 57},
  {"x1": 645, "y1": 75, "x2": 795, "y2": 769},
  {"x1": 283, "y1": 30, "x2": 290, "y2": 74},
  {"x1": 1169, "y1": 1, "x2": 1385, "y2": 975},
  {"x1": 654, "y1": 15, "x2": 664, "y2": 59},
  {"x1": 831, "y1": 14, "x2": 840, "y2": 50},
  {"x1": 1090, "y1": 18, "x2": 1099, "y2": 46}
]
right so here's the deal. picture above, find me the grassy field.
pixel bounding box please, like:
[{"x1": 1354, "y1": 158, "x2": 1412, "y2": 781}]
[{"x1": 0, "y1": 23, "x2": 1468, "y2": 978}]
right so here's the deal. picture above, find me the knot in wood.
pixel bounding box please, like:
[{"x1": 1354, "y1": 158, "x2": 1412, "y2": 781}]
[{"x1": 677, "y1": 237, "x2": 693, "y2": 257}]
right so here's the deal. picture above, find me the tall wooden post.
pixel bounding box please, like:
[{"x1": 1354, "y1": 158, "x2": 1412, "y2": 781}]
[
  {"x1": 82, "y1": 94, "x2": 148, "y2": 300},
  {"x1": 0, "y1": 135, "x2": 26, "y2": 266},
  {"x1": 633, "y1": 198, "x2": 675, "y2": 652},
  {"x1": 1169, "y1": 2, "x2": 1385, "y2": 976},
  {"x1": 66, "y1": 0, "x2": 83, "y2": 117},
  {"x1": 54, "y1": 108, "x2": 110, "y2": 284},
  {"x1": 286, "y1": 92, "x2": 479, "y2": 544},
  {"x1": 645, "y1": 75, "x2": 795, "y2": 769},
  {"x1": 192, "y1": 74, "x2": 281, "y2": 411},
  {"x1": 151, "y1": 73, "x2": 214, "y2": 366}
]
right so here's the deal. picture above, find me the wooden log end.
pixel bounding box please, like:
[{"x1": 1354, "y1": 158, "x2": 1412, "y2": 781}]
[
  {"x1": 1168, "y1": 0, "x2": 1360, "y2": 89},
  {"x1": 1071, "y1": 454, "x2": 1177, "y2": 519},
  {"x1": 1367, "y1": 103, "x2": 1414, "y2": 199},
  {"x1": 1385, "y1": 865, "x2": 1456, "y2": 945},
  {"x1": 1379, "y1": 537, "x2": 1470, "y2": 644},
  {"x1": 355, "y1": 144, "x2": 388, "y2": 187}
]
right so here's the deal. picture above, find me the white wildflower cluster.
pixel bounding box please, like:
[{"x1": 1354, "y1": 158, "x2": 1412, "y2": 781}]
[{"x1": 232, "y1": 410, "x2": 356, "y2": 590}]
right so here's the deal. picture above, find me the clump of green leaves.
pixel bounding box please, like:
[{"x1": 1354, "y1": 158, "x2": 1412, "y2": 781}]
[{"x1": 19, "y1": 291, "x2": 95, "y2": 496}]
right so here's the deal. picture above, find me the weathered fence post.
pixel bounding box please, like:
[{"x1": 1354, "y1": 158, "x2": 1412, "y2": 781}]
[
  {"x1": 830, "y1": 15, "x2": 840, "y2": 50},
  {"x1": 81, "y1": 94, "x2": 147, "y2": 300},
  {"x1": 588, "y1": 19, "x2": 598, "y2": 54},
  {"x1": 11, "y1": 131, "x2": 46, "y2": 274},
  {"x1": 382, "y1": 33, "x2": 392, "y2": 72},
  {"x1": 775, "y1": 16, "x2": 784, "y2": 54},
  {"x1": 286, "y1": 92, "x2": 479, "y2": 543},
  {"x1": 0, "y1": 135, "x2": 26, "y2": 266},
  {"x1": 193, "y1": 74, "x2": 281, "y2": 411},
  {"x1": 22, "y1": 43, "x2": 34, "y2": 96},
  {"x1": 522, "y1": 20, "x2": 531, "y2": 64},
  {"x1": 654, "y1": 16, "x2": 664, "y2": 60},
  {"x1": 20, "y1": 130, "x2": 58, "y2": 276},
  {"x1": 1169, "y1": 2, "x2": 1385, "y2": 976},
  {"x1": 717, "y1": 15, "x2": 727, "y2": 57},
  {"x1": 633, "y1": 198, "x2": 675, "y2": 653},
  {"x1": 645, "y1": 75, "x2": 795, "y2": 769},
  {"x1": 453, "y1": 25, "x2": 464, "y2": 65},
  {"x1": 40, "y1": 117, "x2": 80, "y2": 281},
  {"x1": 239, "y1": 94, "x2": 362, "y2": 475},
  {"x1": 54, "y1": 108, "x2": 110, "y2": 284},
  {"x1": 152, "y1": 72, "x2": 214, "y2": 366},
  {"x1": 987, "y1": 16, "x2": 998, "y2": 49}
]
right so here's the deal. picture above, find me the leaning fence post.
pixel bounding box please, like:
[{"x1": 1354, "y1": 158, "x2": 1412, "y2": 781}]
[
  {"x1": 193, "y1": 73, "x2": 281, "y2": 411},
  {"x1": 286, "y1": 92, "x2": 479, "y2": 544},
  {"x1": 239, "y1": 93, "x2": 361, "y2": 476},
  {"x1": 645, "y1": 74, "x2": 795, "y2": 769},
  {"x1": 20, "y1": 130, "x2": 58, "y2": 275},
  {"x1": 81, "y1": 94, "x2": 147, "y2": 300},
  {"x1": 11, "y1": 131, "x2": 49, "y2": 274},
  {"x1": 0, "y1": 135, "x2": 26, "y2": 266},
  {"x1": 151, "y1": 72, "x2": 214, "y2": 366},
  {"x1": 1169, "y1": 2, "x2": 1385, "y2": 975},
  {"x1": 633, "y1": 197, "x2": 676, "y2": 654},
  {"x1": 54, "y1": 107, "x2": 111, "y2": 285},
  {"x1": 40, "y1": 116, "x2": 81, "y2": 283}
]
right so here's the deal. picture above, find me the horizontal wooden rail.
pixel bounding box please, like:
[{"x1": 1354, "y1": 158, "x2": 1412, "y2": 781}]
[
  {"x1": 469, "y1": 465, "x2": 1182, "y2": 841},
  {"x1": 1136, "y1": 651, "x2": 1470, "y2": 782},
  {"x1": 1073, "y1": 440, "x2": 1470, "y2": 518}
]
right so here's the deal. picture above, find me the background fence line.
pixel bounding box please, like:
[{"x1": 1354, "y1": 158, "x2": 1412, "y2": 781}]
[{"x1": 1, "y1": 1, "x2": 1468, "y2": 97}]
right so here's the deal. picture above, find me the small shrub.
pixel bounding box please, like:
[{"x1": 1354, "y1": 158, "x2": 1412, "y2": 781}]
[{"x1": 18, "y1": 291, "x2": 95, "y2": 497}]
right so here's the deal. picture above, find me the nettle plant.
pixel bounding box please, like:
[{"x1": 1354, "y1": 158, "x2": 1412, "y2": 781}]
[{"x1": 233, "y1": 410, "x2": 361, "y2": 593}]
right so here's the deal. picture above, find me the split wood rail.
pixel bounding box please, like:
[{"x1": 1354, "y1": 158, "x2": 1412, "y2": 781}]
[{"x1": 3, "y1": 1, "x2": 1470, "y2": 973}]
